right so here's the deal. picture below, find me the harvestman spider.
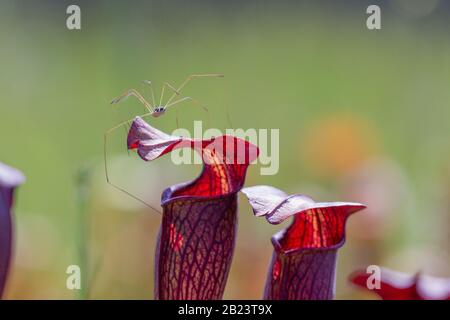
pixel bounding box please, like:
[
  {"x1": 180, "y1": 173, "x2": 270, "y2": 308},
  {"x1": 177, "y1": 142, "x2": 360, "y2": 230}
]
[{"x1": 104, "y1": 74, "x2": 224, "y2": 210}]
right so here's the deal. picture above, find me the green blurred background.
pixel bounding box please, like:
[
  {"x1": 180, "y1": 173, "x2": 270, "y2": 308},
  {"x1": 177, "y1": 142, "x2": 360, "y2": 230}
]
[{"x1": 0, "y1": 0, "x2": 449, "y2": 299}]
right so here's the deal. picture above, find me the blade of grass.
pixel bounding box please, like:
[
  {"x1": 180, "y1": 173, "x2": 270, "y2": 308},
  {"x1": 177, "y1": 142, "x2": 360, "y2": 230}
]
[{"x1": 74, "y1": 164, "x2": 93, "y2": 300}]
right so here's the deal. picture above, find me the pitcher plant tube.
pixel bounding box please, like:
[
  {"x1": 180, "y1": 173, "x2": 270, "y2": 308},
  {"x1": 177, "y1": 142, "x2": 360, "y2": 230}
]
[
  {"x1": 127, "y1": 116, "x2": 259, "y2": 299},
  {"x1": 242, "y1": 185, "x2": 366, "y2": 300}
]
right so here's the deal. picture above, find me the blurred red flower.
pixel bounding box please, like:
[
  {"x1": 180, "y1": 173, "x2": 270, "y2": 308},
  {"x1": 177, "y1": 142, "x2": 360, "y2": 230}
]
[{"x1": 350, "y1": 267, "x2": 450, "y2": 300}]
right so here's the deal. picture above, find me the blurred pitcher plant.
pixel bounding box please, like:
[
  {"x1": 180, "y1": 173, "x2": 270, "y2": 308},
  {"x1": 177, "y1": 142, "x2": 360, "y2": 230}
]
[{"x1": 0, "y1": 162, "x2": 25, "y2": 298}]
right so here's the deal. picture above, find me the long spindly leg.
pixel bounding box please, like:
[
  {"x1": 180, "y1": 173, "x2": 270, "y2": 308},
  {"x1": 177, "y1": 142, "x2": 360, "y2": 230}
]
[
  {"x1": 163, "y1": 81, "x2": 180, "y2": 97},
  {"x1": 161, "y1": 81, "x2": 182, "y2": 127},
  {"x1": 175, "y1": 107, "x2": 180, "y2": 129},
  {"x1": 157, "y1": 81, "x2": 181, "y2": 107},
  {"x1": 142, "y1": 80, "x2": 156, "y2": 107},
  {"x1": 225, "y1": 105, "x2": 233, "y2": 128},
  {"x1": 110, "y1": 88, "x2": 153, "y2": 154},
  {"x1": 110, "y1": 89, "x2": 153, "y2": 112},
  {"x1": 223, "y1": 78, "x2": 234, "y2": 128},
  {"x1": 166, "y1": 96, "x2": 211, "y2": 128},
  {"x1": 104, "y1": 113, "x2": 161, "y2": 214},
  {"x1": 112, "y1": 107, "x2": 132, "y2": 156},
  {"x1": 164, "y1": 74, "x2": 224, "y2": 107}
]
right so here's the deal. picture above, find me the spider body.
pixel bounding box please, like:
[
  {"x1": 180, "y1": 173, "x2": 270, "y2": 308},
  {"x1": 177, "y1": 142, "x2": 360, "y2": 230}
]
[{"x1": 152, "y1": 106, "x2": 167, "y2": 117}]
